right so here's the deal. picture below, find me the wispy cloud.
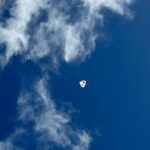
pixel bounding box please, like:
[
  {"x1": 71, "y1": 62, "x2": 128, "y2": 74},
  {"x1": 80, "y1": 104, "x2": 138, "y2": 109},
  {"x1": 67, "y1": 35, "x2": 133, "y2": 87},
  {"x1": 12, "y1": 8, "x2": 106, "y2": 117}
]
[
  {"x1": 0, "y1": 129, "x2": 27, "y2": 150},
  {"x1": 0, "y1": 0, "x2": 49, "y2": 62},
  {"x1": 0, "y1": 77, "x2": 91, "y2": 150},
  {"x1": 0, "y1": 0, "x2": 134, "y2": 65},
  {"x1": 20, "y1": 78, "x2": 91, "y2": 150}
]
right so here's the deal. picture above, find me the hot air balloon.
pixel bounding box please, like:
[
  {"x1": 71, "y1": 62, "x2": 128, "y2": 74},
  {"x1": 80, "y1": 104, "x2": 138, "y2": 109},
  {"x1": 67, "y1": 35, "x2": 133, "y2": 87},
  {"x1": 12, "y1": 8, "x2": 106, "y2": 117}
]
[{"x1": 79, "y1": 80, "x2": 86, "y2": 88}]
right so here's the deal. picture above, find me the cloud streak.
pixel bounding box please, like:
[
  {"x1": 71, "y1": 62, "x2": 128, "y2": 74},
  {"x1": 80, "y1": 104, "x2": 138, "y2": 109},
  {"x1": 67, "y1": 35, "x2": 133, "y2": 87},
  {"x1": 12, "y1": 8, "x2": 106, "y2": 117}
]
[{"x1": 0, "y1": 77, "x2": 91, "y2": 150}]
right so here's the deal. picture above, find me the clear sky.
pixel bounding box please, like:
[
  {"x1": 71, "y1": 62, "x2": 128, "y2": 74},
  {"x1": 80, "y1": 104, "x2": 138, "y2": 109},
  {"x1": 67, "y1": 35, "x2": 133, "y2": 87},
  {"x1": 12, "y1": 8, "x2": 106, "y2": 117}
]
[{"x1": 0, "y1": 0, "x2": 150, "y2": 150}]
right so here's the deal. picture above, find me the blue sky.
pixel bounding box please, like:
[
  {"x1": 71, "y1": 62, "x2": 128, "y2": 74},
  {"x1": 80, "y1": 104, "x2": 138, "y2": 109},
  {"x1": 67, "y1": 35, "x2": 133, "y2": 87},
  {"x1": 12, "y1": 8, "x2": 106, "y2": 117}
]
[{"x1": 0, "y1": 0, "x2": 150, "y2": 150}]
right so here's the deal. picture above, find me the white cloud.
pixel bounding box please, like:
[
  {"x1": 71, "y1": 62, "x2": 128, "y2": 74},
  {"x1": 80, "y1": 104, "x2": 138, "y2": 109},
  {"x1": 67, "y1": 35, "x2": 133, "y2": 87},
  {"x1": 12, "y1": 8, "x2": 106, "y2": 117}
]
[
  {"x1": 72, "y1": 131, "x2": 92, "y2": 150},
  {"x1": 0, "y1": 77, "x2": 91, "y2": 150},
  {"x1": 81, "y1": 0, "x2": 133, "y2": 14},
  {"x1": 16, "y1": 77, "x2": 91, "y2": 150},
  {"x1": 0, "y1": 0, "x2": 134, "y2": 65},
  {"x1": 0, "y1": 129, "x2": 25, "y2": 150},
  {"x1": 0, "y1": 0, "x2": 49, "y2": 62}
]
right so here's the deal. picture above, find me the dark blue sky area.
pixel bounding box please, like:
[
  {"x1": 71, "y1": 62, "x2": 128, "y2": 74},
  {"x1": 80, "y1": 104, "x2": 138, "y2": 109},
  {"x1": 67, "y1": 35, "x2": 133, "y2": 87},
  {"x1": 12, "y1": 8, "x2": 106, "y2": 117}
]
[
  {"x1": 0, "y1": 1, "x2": 150, "y2": 150},
  {"x1": 51, "y1": 1, "x2": 150, "y2": 150}
]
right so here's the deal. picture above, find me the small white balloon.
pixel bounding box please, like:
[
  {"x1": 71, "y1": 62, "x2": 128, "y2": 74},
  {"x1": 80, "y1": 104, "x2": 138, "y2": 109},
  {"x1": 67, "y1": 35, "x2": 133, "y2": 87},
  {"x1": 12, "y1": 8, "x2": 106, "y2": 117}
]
[{"x1": 79, "y1": 80, "x2": 86, "y2": 88}]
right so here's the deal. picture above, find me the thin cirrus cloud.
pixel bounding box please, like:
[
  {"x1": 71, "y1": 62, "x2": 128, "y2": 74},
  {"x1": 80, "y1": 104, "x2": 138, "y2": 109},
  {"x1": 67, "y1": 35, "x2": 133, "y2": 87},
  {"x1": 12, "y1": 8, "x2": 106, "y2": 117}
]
[
  {"x1": 0, "y1": 77, "x2": 91, "y2": 150},
  {"x1": 0, "y1": 0, "x2": 134, "y2": 150},
  {"x1": 18, "y1": 78, "x2": 92, "y2": 150}
]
